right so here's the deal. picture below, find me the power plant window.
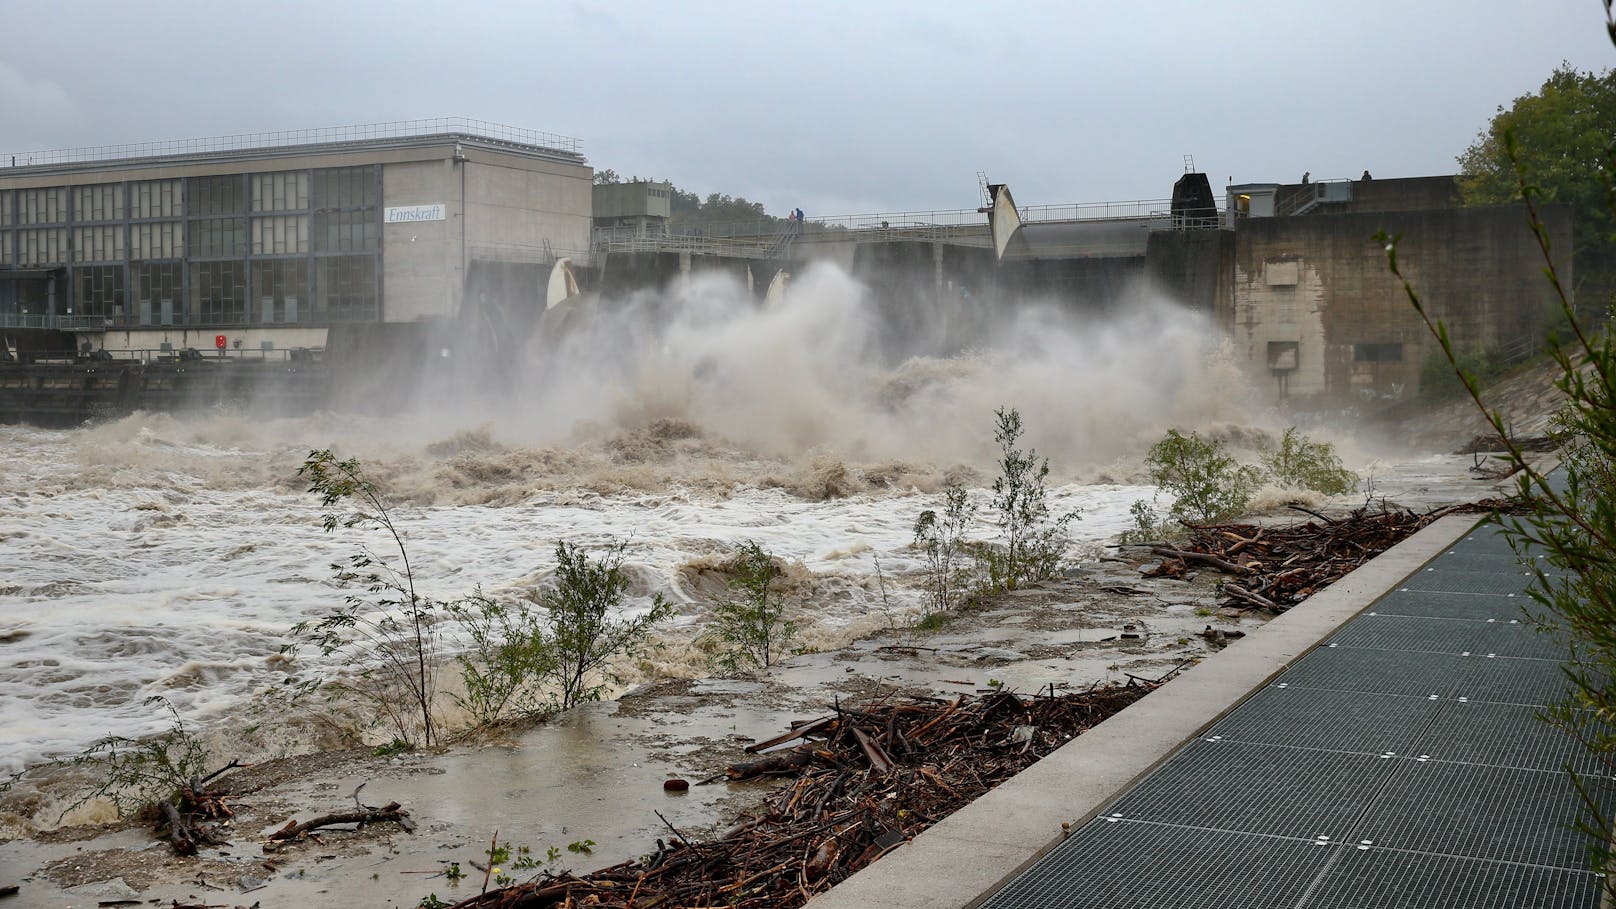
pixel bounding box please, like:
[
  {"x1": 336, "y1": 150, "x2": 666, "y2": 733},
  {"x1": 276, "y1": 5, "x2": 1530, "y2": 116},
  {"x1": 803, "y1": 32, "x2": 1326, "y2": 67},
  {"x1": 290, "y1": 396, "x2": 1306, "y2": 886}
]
[
  {"x1": 1267, "y1": 341, "x2": 1299, "y2": 371},
  {"x1": 1354, "y1": 342, "x2": 1403, "y2": 362}
]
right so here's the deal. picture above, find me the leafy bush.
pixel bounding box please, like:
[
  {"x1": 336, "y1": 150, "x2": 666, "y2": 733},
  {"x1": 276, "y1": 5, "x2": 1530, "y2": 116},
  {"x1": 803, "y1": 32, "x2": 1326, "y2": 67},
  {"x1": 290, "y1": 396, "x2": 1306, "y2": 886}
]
[
  {"x1": 1419, "y1": 344, "x2": 1510, "y2": 400},
  {"x1": 707, "y1": 540, "x2": 797, "y2": 672},
  {"x1": 983, "y1": 407, "x2": 1077, "y2": 590},
  {"x1": 1116, "y1": 499, "x2": 1170, "y2": 546},
  {"x1": 445, "y1": 590, "x2": 555, "y2": 726},
  {"x1": 540, "y1": 541, "x2": 674, "y2": 710},
  {"x1": 1263, "y1": 427, "x2": 1358, "y2": 496},
  {"x1": 1145, "y1": 429, "x2": 1264, "y2": 524},
  {"x1": 914, "y1": 484, "x2": 978, "y2": 616}
]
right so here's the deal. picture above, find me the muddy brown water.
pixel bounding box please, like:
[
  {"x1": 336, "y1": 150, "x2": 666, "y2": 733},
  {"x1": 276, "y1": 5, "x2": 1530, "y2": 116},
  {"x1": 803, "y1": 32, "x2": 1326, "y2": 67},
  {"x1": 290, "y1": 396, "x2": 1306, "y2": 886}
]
[{"x1": 0, "y1": 454, "x2": 1503, "y2": 908}]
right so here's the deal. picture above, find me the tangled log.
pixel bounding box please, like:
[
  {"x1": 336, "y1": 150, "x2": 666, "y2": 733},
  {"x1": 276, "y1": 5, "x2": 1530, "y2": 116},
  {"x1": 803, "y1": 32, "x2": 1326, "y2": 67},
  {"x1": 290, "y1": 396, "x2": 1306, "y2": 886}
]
[
  {"x1": 151, "y1": 761, "x2": 246, "y2": 855},
  {"x1": 449, "y1": 684, "x2": 1156, "y2": 909}
]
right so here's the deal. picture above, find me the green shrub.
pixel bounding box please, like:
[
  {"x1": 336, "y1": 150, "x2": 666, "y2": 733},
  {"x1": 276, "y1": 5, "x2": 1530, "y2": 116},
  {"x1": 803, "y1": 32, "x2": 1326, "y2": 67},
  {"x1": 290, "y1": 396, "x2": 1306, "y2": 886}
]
[
  {"x1": 540, "y1": 542, "x2": 674, "y2": 710},
  {"x1": 1116, "y1": 499, "x2": 1169, "y2": 545},
  {"x1": 58, "y1": 697, "x2": 211, "y2": 820},
  {"x1": 914, "y1": 484, "x2": 977, "y2": 616},
  {"x1": 1145, "y1": 429, "x2": 1263, "y2": 524},
  {"x1": 445, "y1": 590, "x2": 555, "y2": 725},
  {"x1": 1263, "y1": 427, "x2": 1358, "y2": 496},
  {"x1": 984, "y1": 407, "x2": 1078, "y2": 590},
  {"x1": 1420, "y1": 344, "x2": 1509, "y2": 400},
  {"x1": 706, "y1": 540, "x2": 797, "y2": 672}
]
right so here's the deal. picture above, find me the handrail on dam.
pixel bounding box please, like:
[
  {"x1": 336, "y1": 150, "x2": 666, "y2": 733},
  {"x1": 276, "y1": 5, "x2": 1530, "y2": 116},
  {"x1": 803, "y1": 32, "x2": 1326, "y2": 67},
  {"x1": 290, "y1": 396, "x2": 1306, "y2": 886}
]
[
  {"x1": 592, "y1": 196, "x2": 1229, "y2": 256},
  {"x1": 671, "y1": 197, "x2": 1221, "y2": 241}
]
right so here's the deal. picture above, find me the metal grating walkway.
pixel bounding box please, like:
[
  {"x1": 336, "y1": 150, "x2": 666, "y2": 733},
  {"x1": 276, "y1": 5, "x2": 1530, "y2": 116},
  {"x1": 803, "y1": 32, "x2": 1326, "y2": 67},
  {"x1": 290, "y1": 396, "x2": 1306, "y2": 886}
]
[{"x1": 979, "y1": 519, "x2": 1611, "y2": 909}]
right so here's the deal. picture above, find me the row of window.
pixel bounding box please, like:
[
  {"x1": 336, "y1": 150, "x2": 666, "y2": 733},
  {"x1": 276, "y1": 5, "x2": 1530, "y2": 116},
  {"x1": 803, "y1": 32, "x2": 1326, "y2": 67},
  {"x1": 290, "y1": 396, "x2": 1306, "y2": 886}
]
[
  {"x1": 0, "y1": 212, "x2": 378, "y2": 265},
  {"x1": 0, "y1": 166, "x2": 378, "y2": 227},
  {"x1": 64, "y1": 257, "x2": 378, "y2": 326}
]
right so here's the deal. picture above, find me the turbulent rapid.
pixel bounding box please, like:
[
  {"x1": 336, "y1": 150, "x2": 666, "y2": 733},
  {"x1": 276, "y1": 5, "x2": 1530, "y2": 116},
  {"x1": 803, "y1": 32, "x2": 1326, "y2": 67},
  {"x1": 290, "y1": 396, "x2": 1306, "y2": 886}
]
[{"x1": 1, "y1": 263, "x2": 1280, "y2": 777}]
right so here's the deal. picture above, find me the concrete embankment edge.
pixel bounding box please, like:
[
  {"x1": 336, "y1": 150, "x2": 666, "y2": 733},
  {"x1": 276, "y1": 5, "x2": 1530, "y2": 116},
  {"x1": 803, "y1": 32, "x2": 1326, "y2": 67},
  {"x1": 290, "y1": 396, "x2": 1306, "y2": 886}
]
[{"x1": 806, "y1": 513, "x2": 1482, "y2": 909}]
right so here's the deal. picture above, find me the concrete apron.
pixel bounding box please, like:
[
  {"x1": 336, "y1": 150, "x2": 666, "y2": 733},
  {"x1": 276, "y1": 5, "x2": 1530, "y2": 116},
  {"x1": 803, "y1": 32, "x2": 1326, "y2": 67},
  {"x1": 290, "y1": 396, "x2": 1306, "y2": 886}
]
[{"x1": 807, "y1": 513, "x2": 1484, "y2": 909}]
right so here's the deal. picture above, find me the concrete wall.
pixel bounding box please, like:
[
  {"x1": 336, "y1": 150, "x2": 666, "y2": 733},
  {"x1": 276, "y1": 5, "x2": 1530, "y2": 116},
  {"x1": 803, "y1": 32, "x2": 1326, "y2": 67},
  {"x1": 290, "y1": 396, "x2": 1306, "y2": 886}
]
[
  {"x1": 1273, "y1": 176, "x2": 1461, "y2": 218},
  {"x1": 382, "y1": 159, "x2": 461, "y2": 322},
  {"x1": 382, "y1": 147, "x2": 590, "y2": 323},
  {"x1": 1145, "y1": 230, "x2": 1234, "y2": 315},
  {"x1": 463, "y1": 151, "x2": 592, "y2": 267},
  {"x1": 1231, "y1": 204, "x2": 1572, "y2": 409}
]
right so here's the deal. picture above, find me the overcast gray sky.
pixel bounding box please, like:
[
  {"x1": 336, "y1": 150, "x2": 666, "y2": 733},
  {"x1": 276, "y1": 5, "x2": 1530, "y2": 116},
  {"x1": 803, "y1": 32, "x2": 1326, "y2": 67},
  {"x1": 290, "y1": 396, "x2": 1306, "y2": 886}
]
[{"x1": 2, "y1": 1, "x2": 1611, "y2": 217}]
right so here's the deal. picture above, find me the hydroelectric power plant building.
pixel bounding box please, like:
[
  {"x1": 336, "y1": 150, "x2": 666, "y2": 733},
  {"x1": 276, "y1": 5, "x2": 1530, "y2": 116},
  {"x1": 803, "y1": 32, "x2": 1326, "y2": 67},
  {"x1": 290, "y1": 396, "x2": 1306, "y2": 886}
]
[
  {"x1": 0, "y1": 119, "x2": 591, "y2": 361},
  {"x1": 0, "y1": 120, "x2": 1575, "y2": 425}
]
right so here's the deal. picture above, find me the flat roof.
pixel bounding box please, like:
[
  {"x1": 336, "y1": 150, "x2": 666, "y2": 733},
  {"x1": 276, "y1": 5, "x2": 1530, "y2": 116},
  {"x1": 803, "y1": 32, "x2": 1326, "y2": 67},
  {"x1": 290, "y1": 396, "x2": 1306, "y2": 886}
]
[{"x1": 0, "y1": 118, "x2": 585, "y2": 178}]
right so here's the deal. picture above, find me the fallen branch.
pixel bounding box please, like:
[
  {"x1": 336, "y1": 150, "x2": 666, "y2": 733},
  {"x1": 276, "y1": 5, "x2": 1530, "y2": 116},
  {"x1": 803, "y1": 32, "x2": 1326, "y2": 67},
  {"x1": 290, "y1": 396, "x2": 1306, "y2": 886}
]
[{"x1": 268, "y1": 801, "x2": 412, "y2": 841}]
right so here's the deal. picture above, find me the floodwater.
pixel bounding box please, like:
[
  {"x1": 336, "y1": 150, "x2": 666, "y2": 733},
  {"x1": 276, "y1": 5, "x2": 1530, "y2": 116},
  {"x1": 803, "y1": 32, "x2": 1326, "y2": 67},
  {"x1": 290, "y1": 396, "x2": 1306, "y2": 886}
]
[
  {"x1": 0, "y1": 413, "x2": 1161, "y2": 780},
  {"x1": 0, "y1": 267, "x2": 1274, "y2": 782},
  {"x1": 0, "y1": 264, "x2": 1502, "y2": 905}
]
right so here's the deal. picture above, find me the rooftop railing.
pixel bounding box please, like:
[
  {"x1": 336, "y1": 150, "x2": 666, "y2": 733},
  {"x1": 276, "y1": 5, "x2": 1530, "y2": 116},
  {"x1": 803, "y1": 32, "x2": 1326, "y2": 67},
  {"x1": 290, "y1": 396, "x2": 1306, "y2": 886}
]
[{"x1": 2, "y1": 118, "x2": 582, "y2": 169}]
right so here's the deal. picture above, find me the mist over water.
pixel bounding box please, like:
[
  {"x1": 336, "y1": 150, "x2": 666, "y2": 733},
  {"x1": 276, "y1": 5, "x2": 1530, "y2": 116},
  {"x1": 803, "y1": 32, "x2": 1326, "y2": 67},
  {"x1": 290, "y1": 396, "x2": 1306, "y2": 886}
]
[
  {"x1": 0, "y1": 261, "x2": 1266, "y2": 788},
  {"x1": 494, "y1": 262, "x2": 1249, "y2": 472}
]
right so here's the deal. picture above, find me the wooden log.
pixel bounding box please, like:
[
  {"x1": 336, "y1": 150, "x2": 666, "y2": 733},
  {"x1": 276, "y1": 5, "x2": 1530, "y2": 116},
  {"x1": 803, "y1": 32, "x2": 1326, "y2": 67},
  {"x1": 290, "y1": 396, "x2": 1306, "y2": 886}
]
[
  {"x1": 268, "y1": 801, "x2": 410, "y2": 840},
  {"x1": 1150, "y1": 547, "x2": 1248, "y2": 575}
]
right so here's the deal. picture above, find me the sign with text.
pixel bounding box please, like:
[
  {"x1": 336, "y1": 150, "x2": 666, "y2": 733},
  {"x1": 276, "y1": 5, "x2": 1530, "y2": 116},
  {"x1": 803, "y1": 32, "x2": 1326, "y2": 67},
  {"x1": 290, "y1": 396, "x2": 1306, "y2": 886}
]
[{"x1": 384, "y1": 204, "x2": 447, "y2": 224}]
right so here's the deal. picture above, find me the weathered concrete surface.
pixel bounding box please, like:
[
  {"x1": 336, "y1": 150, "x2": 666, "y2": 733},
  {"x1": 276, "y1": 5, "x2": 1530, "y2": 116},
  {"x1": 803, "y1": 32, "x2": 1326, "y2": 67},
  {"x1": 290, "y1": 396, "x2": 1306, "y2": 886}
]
[{"x1": 807, "y1": 513, "x2": 1481, "y2": 909}]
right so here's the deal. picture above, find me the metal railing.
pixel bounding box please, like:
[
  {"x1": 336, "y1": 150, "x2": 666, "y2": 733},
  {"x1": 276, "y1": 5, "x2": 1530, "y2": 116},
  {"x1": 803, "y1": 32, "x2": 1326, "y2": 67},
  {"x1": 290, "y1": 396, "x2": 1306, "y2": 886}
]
[
  {"x1": 674, "y1": 197, "x2": 1212, "y2": 241},
  {"x1": 0, "y1": 314, "x2": 60, "y2": 330},
  {"x1": 109, "y1": 347, "x2": 322, "y2": 365},
  {"x1": 2, "y1": 118, "x2": 582, "y2": 169},
  {"x1": 1277, "y1": 179, "x2": 1352, "y2": 217},
  {"x1": 594, "y1": 234, "x2": 778, "y2": 259},
  {"x1": 0, "y1": 310, "x2": 377, "y2": 332}
]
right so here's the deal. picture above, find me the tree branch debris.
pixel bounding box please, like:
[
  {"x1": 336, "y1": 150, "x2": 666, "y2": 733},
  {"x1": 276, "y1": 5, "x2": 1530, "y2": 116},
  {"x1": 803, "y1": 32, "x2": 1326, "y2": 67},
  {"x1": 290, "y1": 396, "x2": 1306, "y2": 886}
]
[
  {"x1": 1139, "y1": 502, "x2": 1514, "y2": 611},
  {"x1": 447, "y1": 684, "x2": 1155, "y2": 908}
]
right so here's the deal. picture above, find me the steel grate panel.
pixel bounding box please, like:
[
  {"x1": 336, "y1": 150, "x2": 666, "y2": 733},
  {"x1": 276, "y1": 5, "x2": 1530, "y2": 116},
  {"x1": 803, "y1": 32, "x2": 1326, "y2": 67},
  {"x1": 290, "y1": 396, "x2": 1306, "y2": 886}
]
[
  {"x1": 1302, "y1": 844, "x2": 1603, "y2": 909},
  {"x1": 1413, "y1": 699, "x2": 1607, "y2": 775},
  {"x1": 1466, "y1": 620, "x2": 1574, "y2": 661},
  {"x1": 1352, "y1": 760, "x2": 1614, "y2": 868},
  {"x1": 1456, "y1": 654, "x2": 1577, "y2": 706},
  {"x1": 977, "y1": 820, "x2": 1336, "y2": 909},
  {"x1": 1428, "y1": 549, "x2": 1549, "y2": 573},
  {"x1": 1106, "y1": 740, "x2": 1394, "y2": 840},
  {"x1": 984, "y1": 502, "x2": 1598, "y2": 909},
  {"x1": 1326, "y1": 613, "x2": 1482, "y2": 653},
  {"x1": 1401, "y1": 567, "x2": 1534, "y2": 596},
  {"x1": 1204, "y1": 686, "x2": 1441, "y2": 755},
  {"x1": 1370, "y1": 589, "x2": 1529, "y2": 622},
  {"x1": 1279, "y1": 646, "x2": 1470, "y2": 699},
  {"x1": 1449, "y1": 535, "x2": 1534, "y2": 558}
]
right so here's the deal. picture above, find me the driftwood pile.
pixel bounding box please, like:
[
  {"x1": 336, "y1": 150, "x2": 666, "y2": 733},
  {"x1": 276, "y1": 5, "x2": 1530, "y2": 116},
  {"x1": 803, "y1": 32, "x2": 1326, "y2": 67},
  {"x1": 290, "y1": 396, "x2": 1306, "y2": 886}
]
[
  {"x1": 151, "y1": 761, "x2": 245, "y2": 856},
  {"x1": 1141, "y1": 503, "x2": 1483, "y2": 611},
  {"x1": 449, "y1": 683, "x2": 1156, "y2": 909}
]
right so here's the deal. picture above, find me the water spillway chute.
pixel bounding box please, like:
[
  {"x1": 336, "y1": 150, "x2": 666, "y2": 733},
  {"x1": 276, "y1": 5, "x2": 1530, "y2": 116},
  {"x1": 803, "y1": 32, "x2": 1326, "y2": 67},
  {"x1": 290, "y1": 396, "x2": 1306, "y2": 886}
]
[
  {"x1": 987, "y1": 183, "x2": 1024, "y2": 263},
  {"x1": 546, "y1": 257, "x2": 582, "y2": 309},
  {"x1": 764, "y1": 269, "x2": 790, "y2": 308}
]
